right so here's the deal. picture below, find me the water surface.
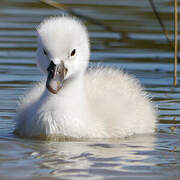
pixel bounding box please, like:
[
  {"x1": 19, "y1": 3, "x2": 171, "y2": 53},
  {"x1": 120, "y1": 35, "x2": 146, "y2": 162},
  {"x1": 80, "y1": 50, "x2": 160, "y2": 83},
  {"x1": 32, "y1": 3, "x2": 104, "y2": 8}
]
[{"x1": 0, "y1": 0, "x2": 180, "y2": 179}]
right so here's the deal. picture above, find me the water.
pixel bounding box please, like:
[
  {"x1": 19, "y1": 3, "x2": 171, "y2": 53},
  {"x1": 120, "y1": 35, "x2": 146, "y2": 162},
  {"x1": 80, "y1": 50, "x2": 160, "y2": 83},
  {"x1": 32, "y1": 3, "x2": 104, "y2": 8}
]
[{"x1": 0, "y1": 0, "x2": 180, "y2": 179}]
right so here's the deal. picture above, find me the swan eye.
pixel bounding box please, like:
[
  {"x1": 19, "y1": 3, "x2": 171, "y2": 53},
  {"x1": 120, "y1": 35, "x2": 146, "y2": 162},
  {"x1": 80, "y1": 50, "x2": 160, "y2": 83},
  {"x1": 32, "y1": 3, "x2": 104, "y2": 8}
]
[
  {"x1": 43, "y1": 49, "x2": 48, "y2": 56},
  {"x1": 71, "y1": 49, "x2": 76, "y2": 56}
]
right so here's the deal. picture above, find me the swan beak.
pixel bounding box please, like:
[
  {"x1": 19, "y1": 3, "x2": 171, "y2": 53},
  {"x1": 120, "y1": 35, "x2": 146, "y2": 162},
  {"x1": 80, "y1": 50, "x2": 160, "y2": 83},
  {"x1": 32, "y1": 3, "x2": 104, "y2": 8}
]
[{"x1": 46, "y1": 61, "x2": 67, "y2": 94}]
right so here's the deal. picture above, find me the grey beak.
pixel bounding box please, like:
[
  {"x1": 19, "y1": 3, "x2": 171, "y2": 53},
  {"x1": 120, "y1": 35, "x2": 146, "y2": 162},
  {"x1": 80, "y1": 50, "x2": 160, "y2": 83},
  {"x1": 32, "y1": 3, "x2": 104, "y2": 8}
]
[{"x1": 46, "y1": 61, "x2": 67, "y2": 94}]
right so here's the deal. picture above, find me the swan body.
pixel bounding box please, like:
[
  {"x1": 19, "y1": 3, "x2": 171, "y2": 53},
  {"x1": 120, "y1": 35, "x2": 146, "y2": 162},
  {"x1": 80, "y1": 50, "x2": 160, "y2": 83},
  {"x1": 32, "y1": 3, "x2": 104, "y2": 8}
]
[{"x1": 15, "y1": 16, "x2": 157, "y2": 139}]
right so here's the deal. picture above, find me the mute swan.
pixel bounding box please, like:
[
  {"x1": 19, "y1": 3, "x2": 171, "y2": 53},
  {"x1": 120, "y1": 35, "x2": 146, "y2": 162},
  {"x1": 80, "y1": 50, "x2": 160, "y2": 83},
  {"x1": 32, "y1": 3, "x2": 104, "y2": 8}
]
[{"x1": 15, "y1": 16, "x2": 157, "y2": 139}]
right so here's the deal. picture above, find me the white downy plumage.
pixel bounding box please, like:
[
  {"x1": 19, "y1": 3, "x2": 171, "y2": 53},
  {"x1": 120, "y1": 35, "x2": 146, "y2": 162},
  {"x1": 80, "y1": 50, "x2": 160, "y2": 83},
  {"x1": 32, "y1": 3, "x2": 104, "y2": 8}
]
[{"x1": 15, "y1": 16, "x2": 157, "y2": 139}]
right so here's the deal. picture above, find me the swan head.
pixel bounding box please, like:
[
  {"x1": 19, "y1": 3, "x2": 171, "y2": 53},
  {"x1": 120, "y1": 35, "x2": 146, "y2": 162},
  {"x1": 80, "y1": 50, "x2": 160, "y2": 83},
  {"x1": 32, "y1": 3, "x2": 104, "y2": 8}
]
[{"x1": 36, "y1": 16, "x2": 90, "y2": 94}]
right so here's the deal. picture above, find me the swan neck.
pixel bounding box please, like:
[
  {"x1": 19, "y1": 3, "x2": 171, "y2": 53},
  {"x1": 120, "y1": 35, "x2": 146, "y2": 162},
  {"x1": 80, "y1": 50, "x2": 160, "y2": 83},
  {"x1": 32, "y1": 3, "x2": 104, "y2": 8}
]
[{"x1": 61, "y1": 73, "x2": 85, "y2": 96}]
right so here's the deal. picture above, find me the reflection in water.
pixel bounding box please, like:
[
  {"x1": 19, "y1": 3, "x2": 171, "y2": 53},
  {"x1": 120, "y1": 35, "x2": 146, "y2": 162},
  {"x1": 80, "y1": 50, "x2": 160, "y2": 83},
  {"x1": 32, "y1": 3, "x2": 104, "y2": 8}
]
[{"x1": 0, "y1": 135, "x2": 157, "y2": 179}]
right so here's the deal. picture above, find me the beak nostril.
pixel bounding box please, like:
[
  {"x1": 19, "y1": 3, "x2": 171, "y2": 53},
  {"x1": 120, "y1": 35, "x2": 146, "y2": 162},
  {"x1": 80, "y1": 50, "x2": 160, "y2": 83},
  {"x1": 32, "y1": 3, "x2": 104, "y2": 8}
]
[{"x1": 65, "y1": 68, "x2": 68, "y2": 73}]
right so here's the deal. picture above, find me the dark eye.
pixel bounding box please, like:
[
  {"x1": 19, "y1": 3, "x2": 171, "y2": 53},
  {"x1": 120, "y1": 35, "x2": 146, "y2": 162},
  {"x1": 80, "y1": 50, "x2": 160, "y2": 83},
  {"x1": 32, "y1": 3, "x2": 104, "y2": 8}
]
[
  {"x1": 43, "y1": 49, "x2": 48, "y2": 56},
  {"x1": 71, "y1": 49, "x2": 76, "y2": 56}
]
